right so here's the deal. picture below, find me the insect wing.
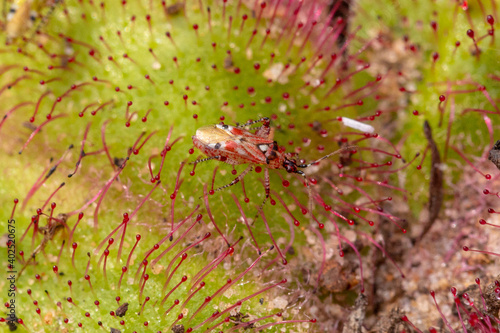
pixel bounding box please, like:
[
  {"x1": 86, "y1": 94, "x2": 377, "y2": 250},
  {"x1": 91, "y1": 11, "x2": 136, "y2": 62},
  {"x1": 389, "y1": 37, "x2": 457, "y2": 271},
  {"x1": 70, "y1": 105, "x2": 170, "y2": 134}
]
[
  {"x1": 193, "y1": 125, "x2": 271, "y2": 165},
  {"x1": 215, "y1": 124, "x2": 277, "y2": 165},
  {"x1": 216, "y1": 124, "x2": 272, "y2": 145}
]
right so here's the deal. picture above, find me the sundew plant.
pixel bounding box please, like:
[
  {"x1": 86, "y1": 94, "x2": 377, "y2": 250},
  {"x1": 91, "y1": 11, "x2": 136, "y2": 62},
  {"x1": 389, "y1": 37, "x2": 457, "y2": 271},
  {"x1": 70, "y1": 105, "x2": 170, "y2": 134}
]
[{"x1": 0, "y1": 0, "x2": 499, "y2": 332}]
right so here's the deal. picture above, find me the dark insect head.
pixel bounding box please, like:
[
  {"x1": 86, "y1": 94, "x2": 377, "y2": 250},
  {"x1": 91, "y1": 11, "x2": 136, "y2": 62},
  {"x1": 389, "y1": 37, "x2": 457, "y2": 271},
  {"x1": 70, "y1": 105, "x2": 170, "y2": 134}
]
[{"x1": 283, "y1": 157, "x2": 298, "y2": 174}]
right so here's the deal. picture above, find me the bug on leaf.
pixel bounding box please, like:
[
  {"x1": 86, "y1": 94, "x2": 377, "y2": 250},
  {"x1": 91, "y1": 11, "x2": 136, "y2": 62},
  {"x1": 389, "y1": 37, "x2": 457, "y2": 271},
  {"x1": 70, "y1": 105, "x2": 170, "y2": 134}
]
[
  {"x1": 3, "y1": 0, "x2": 60, "y2": 42},
  {"x1": 192, "y1": 117, "x2": 352, "y2": 215}
]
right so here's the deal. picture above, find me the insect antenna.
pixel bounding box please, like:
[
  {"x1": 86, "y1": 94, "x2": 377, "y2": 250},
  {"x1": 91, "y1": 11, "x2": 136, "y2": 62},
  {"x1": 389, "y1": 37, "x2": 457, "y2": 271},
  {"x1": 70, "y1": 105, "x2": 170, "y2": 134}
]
[{"x1": 296, "y1": 146, "x2": 357, "y2": 169}]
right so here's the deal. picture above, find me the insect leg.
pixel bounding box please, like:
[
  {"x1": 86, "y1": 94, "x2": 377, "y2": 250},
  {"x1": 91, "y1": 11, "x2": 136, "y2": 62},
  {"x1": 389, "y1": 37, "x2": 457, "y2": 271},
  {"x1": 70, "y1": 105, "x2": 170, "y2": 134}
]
[
  {"x1": 244, "y1": 117, "x2": 273, "y2": 139},
  {"x1": 234, "y1": 116, "x2": 273, "y2": 139},
  {"x1": 30, "y1": 0, "x2": 61, "y2": 40},
  {"x1": 236, "y1": 116, "x2": 270, "y2": 128},
  {"x1": 18, "y1": 242, "x2": 43, "y2": 278},
  {"x1": 254, "y1": 121, "x2": 273, "y2": 139},
  {"x1": 261, "y1": 167, "x2": 270, "y2": 206},
  {"x1": 189, "y1": 156, "x2": 218, "y2": 165},
  {"x1": 214, "y1": 164, "x2": 253, "y2": 193},
  {"x1": 252, "y1": 167, "x2": 271, "y2": 225}
]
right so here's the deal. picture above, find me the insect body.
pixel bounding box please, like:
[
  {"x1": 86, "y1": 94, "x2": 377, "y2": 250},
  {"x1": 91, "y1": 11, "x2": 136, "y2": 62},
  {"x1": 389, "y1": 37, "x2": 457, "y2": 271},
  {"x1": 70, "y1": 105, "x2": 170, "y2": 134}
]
[
  {"x1": 4, "y1": 0, "x2": 34, "y2": 40},
  {"x1": 192, "y1": 117, "x2": 348, "y2": 213},
  {"x1": 193, "y1": 118, "x2": 281, "y2": 167},
  {"x1": 3, "y1": 0, "x2": 59, "y2": 42}
]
